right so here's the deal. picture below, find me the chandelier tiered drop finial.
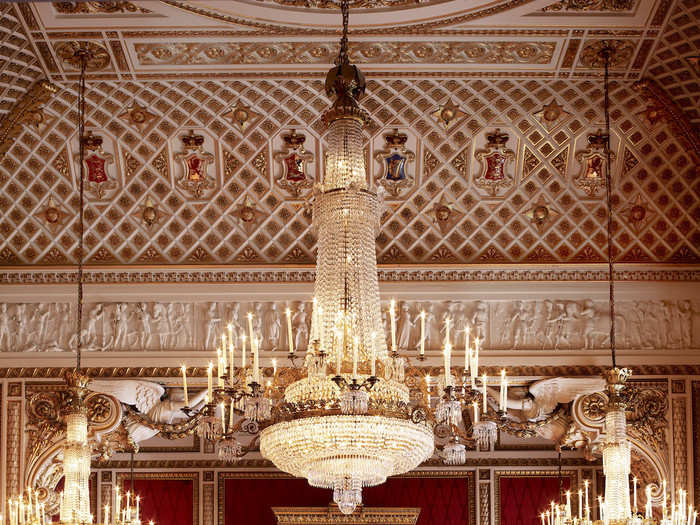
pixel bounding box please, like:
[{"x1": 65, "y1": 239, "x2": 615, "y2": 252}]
[{"x1": 259, "y1": 0, "x2": 434, "y2": 513}]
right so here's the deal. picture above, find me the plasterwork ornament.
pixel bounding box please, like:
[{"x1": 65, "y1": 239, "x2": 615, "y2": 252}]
[
  {"x1": 373, "y1": 129, "x2": 415, "y2": 197},
  {"x1": 174, "y1": 131, "x2": 216, "y2": 199},
  {"x1": 578, "y1": 39, "x2": 636, "y2": 69},
  {"x1": 79, "y1": 132, "x2": 118, "y2": 199},
  {"x1": 54, "y1": 41, "x2": 111, "y2": 71},
  {"x1": 473, "y1": 129, "x2": 515, "y2": 196},
  {"x1": 132, "y1": 195, "x2": 169, "y2": 231},
  {"x1": 53, "y1": 2, "x2": 152, "y2": 13},
  {"x1": 234, "y1": 196, "x2": 266, "y2": 234},
  {"x1": 428, "y1": 195, "x2": 463, "y2": 235},
  {"x1": 573, "y1": 130, "x2": 614, "y2": 197},
  {"x1": 431, "y1": 99, "x2": 465, "y2": 130},
  {"x1": 619, "y1": 194, "x2": 654, "y2": 234},
  {"x1": 541, "y1": 0, "x2": 635, "y2": 11},
  {"x1": 523, "y1": 195, "x2": 560, "y2": 231},
  {"x1": 223, "y1": 102, "x2": 261, "y2": 133},
  {"x1": 36, "y1": 196, "x2": 68, "y2": 234},
  {"x1": 533, "y1": 99, "x2": 572, "y2": 132},
  {"x1": 273, "y1": 129, "x2": 314, "y2": 197},
  {"x1": 118, "y1": 103, "x2": 157, "y2": 133}
]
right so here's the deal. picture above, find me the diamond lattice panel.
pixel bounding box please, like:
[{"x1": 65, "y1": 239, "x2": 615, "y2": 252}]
[
  {"x1": 0, "y1": 4, "x2": 43, "y2": 117},
  {"x1": 645, "y1": 0, "x2": 700, "y2": 126},
  {"x1": 0, "y1": 77, "x2": 697, "y2": 266}
]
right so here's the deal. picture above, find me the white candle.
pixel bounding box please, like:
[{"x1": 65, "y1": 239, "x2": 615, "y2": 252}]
[
  {"x1": 444, "y1": 343, "x2": 452, "y2": 387},
  {"x1": 482, "y1": 374, "x2": 487, "y2": 414},
  {"x1": 663, "y1": 479, "x2": 667, "y2": 518},
  {"x1": 646, "y1": 485, "x2": 652, "y2": 519},
  {"x1": 542, "y1": 514, "x2": 546, "y2": 525},
  {"x1": 584, "y1": 480, "x2": 589, "y2": 510},
  {"x1": 221, "y1": 335, "x2": 227, "y2": 367},
  {"x1": 598, "y1": 496, "x2": 604, "y2": 522},
  {"x1": 229, "y1": 340, "x2": 235, "y2": 384},
  {"x1": 579, "y1": 490, "x2": 583, "y2": 520},
  {"x1": 633, "y1": 477, "x2": 638, "y2": 513},
  {"x1": 420, "y1": 310, "x2": 425, "y2": 356},
  {"x1": 207, "y1": 362, "x2": 213, "y2": 401},
  {"x1": 181, "y1": 365, "x2": 189, "y2": 406},
  {"x1": 286, "y1": 308, "x2": 294, "y2": 355},
  {"x1": 464, "y1": 325, "x2": 470, "y2": 371},
  {"x1": 217, "y1": 350, "x2": 223, "y2": 388},
  {"x1": 472, "y1": 401, "x2": 479, "y2": 424},
  {"x1": 272, "y1": 358, "x2": 277, "y2": 376},
  {"x1": 241, "y1": 335, "x2": 247, "y2": 370},
  {"x1": 566, "y1": 491, "x2": 572, "y2": 519},
  {"x1": 115, "y1": 487, "x2": 121, "y2": 523},
  {"x1": 370, "y1": 332, "x2": 377, "y2": 377},
  {"x1": 253, "y1": 337, "x2": 260, "y2": 383},
  {"x1": 135, "y1": 497, "x2": 139, "y2": 523},
  {"x1": 247, "y1": 312, "x2": 254, "y2": 345},
  {"x1": 499, "y1": 369, "x2": 506, "y2": 411},
  {"x1": 390, "y1": 299, "x2": 397, "y2": 353},
  {"x1": 504, "y1": 376, "x2": 508, "y2": 410},
  {"x1": 445, "y1": 317, "x2": 451, "y2": 347}
]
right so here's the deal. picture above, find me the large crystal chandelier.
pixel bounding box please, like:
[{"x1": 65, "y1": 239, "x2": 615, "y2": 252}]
[{"x1": 257, "y1": 0, "x2": 434, "y2": 512}]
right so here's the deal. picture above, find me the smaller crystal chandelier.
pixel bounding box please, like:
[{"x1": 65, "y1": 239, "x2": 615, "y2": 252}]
[{"x1": 103, "y1": 453, "x2": 154, "y2": 525}]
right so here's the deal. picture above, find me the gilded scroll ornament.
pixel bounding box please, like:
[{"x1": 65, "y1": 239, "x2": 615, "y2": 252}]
[
  {"x1": 118, "y1": 103, "x2": 157, "y2": 133},
  {"x1": 573, "y1": 131, "x2": 614, "y2": 197},
  {"x1": 224, "y1": 102, "x2": 261, "y2": 133},
  {"x1": 542, "y1": 0, "x2": 635, "y2": 11},
  {"x1": 234, "y1": 196, "x2": 266, "y2": 234},
  {"x1": 36, "y1": 196, "x2": 68, "y2": 234},
  {"x1": 54, "y1": 2, "x2": 152, "y2": 13},
  {"x1": 54, "y1": 41, "x2": 111, "y2": 71},
  {"x1": 428, "y1": 195, "x2": 463, "y2": 235},
  {"x1": 533, "y1": 99, "x2": 572, "y2": 132},
  {"x1": 274, "y1": 130, "x2": 314, "y2": 197},
  {"x1": 374, "y1": 129, "x2": 415, "y2": 197},
  {"x1": 174, "y1": 131, "x2": 216, "y2": 199},
  {"x1": 474, "y1": 129, "x2": 515, "y2": 196},
  {"x1": 523, "y1": 196, "x2": 560, "y2": 231},
  {"x1": 431, "y1": 99, "x2": 465, "y2": 130}
]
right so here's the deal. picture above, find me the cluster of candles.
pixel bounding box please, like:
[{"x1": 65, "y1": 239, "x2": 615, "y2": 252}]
[
  {"x1": 540, "y1": 479, "x2": 698, "y2": 525},
  {"x1": 3, "y1": 488, "x2": 46, "y2": 525},
  {"x1": 101, "y1": 486, "x2": 154, "y2": 525}
]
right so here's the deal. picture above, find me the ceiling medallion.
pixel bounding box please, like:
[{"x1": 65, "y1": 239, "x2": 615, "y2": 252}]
[
  {"x1": 574, "y1": 130, "x2": 614, "y2": 197},
  {"x1": 473, "y1": 129, "x2": 515, "y2": 196},
  {"x1": 274, "y1": 130, "x2": 314, "y2": 197},
  {"x1": 428, "y1": 195, "x2": 463, "y2": 234},
  {"x1": 132, "y1": 196, "x2": 169, "y2": 231},
  {"x1": 54, "y1": 41, "x2": 111, "y2": 71},
  {"x1": 118, "y1": 103, "x2": 157, "y2": 133},
  {"x1": 431, "y1": 99, "x2": 465, "y2": 130},
  {"x1": 523, "y1": 195, "x2": 560, "y2": 231},
  {"x1": 174, "y1": 131, "x2": 216, "y2": 199},
  {"x1": 79, "y1": 132, "x2": 118, "y2": 199},
  {"x1": 619, "y1": 194, "x2": 654, "y2": 234},
  {"x1": 234, "y1": 196, "x2": 266, "y2": 234},
  {"x1": 37, "y1": 196, "x2": 68, "y2": 234},
  {"x1": 373, "y1": 129, "x2": 415, "y2": 197},
  {"x1": 224, "y1": 102, "x2": 261, "y2": 133},
  {"x1": 578, "y1": 39, "x2": 635, "y2": 69},
  {"x1": 533, "y1": 99, "x2": 572, "y2": 132}
]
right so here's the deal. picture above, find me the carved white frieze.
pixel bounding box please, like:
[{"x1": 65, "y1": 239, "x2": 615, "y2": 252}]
[{"x1": 0, "y1": 299, "x2": 697, "y2": 353}]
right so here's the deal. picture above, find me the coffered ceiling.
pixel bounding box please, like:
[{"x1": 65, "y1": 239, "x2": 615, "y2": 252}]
[{"x1": 0, "y1": 0, "x2": 697, "y2": 269}]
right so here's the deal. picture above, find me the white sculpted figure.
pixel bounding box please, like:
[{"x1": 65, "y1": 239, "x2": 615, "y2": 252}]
[
  {"x1": 293, "y1": 302, "x2": 310, "y2": 351},
  {"x1": 205, "y1": 302, "x2": 221, "y2": 351},
  {"x1": 90, "y1": 380, "x2": 208, "y2": 444},
  {"x1": 263, "y1": 303, "x2": 281, "y2": 350},
  {"x1": 0, "y1": 304, "x2": 13, "y2": 350},
  {"x1": 112, "y1": 303, "x2": 130, "y2": 350},
  {"x1": 397, "y1": 302, "x2": 415, "y2": 350},
  {"x1": 85, "y1": 303, "x2": 104, "y2": 350},
  {"x1": 152, "y1": 303, "x2": 170, "y2": 350}
]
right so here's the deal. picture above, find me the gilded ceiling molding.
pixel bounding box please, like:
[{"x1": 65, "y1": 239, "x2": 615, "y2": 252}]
[
  {"x1": 0, "y1": 79, "x2": 57, "y2": 160},
  {"x1": 53, "y1": 2, "x2": 152, "y2": 14},
  {"x1": 632, "y1": 77, "x2": 700, "y2": 163},
  {"x1": 135, "y1": 41, "x2": 556, "y2": 66},
  {"x1": 161, "y1": 0, "x2": 540, "y2": 34},
  {"x1": 261, "y1": 0, "x2": 438, "y2": 7},
  {"x1": 2, "y1": 364, "x2": 700, "y2": 379},
  {"x1": 0, "y1": 267, "x2": 698, "y2": 284},
  {"x1": 541, "y1": 0, "x2": 636, "y2": 12},
  {"x1": 272, "y1": 506, "x2": 420, "y2": 525}
]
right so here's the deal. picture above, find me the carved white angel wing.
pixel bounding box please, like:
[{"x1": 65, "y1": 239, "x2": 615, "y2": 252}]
[
  {"x1": 89, "y1": 380, "x2": 165, "y2": 414},
  {"x1": 528, "y1": 377, "x2": 605, "y2": 414}
]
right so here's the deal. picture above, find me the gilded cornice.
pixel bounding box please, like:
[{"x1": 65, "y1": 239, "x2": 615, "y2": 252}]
[
  {"x1": 3, "y1": 365, "x2": 700, "y2": 379},
  {"x1": 0, "y1": 266, "x2": 698, "y2": 284},
  {"x1": 0, "y1": 80, "x2": 57, "y2": 160}
]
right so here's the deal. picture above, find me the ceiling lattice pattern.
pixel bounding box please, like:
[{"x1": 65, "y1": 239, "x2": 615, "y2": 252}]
[
  {"x1": 0, "y1": 4, "x2": 44, "y2": 117},
  {"x1": 0, "y1": 76, "x2": 697, "y2": 266},
  {"x1": 645, "y1": 0, "x2": 700, "y2": 127}
]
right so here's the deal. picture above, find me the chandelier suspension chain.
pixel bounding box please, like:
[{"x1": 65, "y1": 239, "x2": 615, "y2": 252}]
[
  {"x1": 336, "y1": 0, "x2": 350, "y2": 66},
  {"x1": 75, "y1": 49, "x2": 88, "y2": 371},
  {"x1": 602, "y1": 44, "x2": 616, "y2": 370}
]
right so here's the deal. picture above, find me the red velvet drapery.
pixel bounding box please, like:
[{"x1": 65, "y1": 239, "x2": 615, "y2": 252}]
[
  {"x1": 223, "y1": 476, "x2": 470, "y2": 525},
  {"x1": 122, "y1": 479, "x2": 194, "y2": 525},
  {"x1": 500, "y1": 476, "x2": 572, "y2": 525}
]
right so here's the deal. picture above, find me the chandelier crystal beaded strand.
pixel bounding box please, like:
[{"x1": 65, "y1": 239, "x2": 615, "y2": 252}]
[{"x1": 258, "y1": 0, "x2": 434, "y2": 513}]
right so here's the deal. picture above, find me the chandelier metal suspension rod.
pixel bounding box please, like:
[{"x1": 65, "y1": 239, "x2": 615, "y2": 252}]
[
  {"x1": 337, "y1": 0, "x2": 350, "y2": 66},
  {"x1": 602, "y1": 43, "x2": 616, "y2": 370},
  {"x1": 75, "y1": 49, "x2": 88, "y2": 371}
]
